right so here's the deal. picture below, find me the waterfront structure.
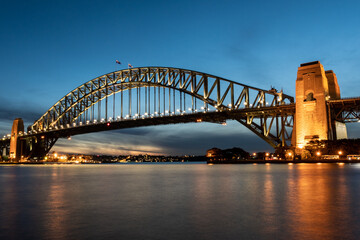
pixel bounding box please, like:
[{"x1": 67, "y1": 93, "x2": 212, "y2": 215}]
[
  {"x1": 293, "y1": 61, "x2": 347, "y2": 150},
  {"x1": 1, "y1": 62, "x2": 360, "y2": 161}
]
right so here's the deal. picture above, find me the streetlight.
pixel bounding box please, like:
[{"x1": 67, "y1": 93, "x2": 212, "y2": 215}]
[{"x1": 287, "y1": 152, "x2": 293, "y2": 160}]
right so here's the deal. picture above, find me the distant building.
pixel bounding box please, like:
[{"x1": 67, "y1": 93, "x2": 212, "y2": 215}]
[{"x1": 206, "y1": 148, "x2": 223, "y2": 159}]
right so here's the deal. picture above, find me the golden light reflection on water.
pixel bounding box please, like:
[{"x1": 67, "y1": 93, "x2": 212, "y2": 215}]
[
  {"x1": 262, "y1": 172, "x2": 277, "y2": 234},
  {"x1": 44, "y1": 167, "x2": 68, "y2": 240},
  {"x1": 285, "y1": 164, "x2": 350, "y2": 240}
]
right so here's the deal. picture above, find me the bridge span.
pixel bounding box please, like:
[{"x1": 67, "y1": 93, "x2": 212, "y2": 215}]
[{"x1": 1, "y1": 62, "x2": 360, "y2": 161}]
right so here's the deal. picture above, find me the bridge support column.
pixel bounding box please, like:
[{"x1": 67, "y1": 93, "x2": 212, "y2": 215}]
[
  {"x1": 292, "y1": 61, "x2": 347, "y2": 151},
  {"x1": 23, "y1": 135, "x2": 58, "y2": 160},
  {"x1": 9, "y1": 118, "x2": 25, "y2": 161}
]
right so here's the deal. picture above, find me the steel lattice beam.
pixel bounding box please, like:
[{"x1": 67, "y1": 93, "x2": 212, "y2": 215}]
[{"x1": 328, "y1": 97, "x2": 360, "y2": 122}]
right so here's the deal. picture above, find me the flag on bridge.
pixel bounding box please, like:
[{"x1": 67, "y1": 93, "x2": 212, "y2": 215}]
[
  {"x1": 128, "y1": 63, "x2": 133, "y2": 68},
  {"x1": 115, "y1": 60, "x2": 121, "y2": 64}
]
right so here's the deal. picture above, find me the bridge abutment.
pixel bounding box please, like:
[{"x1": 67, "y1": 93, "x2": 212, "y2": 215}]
[{"x1": 293, "y1": 61, "x2": 347, "y2": 151}]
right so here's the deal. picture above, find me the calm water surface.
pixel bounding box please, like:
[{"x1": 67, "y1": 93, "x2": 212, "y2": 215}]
[{"x1": 1, "y1": 163, "x2": 360, "y2": 240}]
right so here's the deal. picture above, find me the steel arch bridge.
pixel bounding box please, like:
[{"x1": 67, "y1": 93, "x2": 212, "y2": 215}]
[{"x1": 6, "y1": 67, "x2": 295, "y2": 159}]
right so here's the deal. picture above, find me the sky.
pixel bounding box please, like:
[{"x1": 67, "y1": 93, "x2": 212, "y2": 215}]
[{"x1": 1, "y1": 0, "x2": 360, "y2": 156}]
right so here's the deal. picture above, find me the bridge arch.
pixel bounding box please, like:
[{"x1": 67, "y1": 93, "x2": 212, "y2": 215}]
[
  {"x1": 32, "y1": 67, "x2": 293, "y2": 129},
  {"x1": 25, "y1": 67, "x2": 294, "y2": 157}
]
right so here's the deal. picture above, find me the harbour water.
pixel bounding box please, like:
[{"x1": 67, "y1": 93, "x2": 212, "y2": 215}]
[{"x1": 1, "y1": 163, "x2": 360, "y2": 240}]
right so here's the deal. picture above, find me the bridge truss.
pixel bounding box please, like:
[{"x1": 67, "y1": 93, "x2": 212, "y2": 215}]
[{"x1": 328, "y1": 97, "x2": 360, "y2": 122}]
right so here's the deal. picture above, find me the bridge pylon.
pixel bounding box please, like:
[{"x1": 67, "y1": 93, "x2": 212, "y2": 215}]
[
  {"x1": 9, "y1": 118, "x2": 25, "y2": 161},
  {"x1": 293, "y1": 61, "x2": 347, "y2": 151}
]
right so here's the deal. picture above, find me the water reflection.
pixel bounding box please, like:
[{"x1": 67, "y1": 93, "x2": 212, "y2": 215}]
[
  {"x1": 0, "y1": 167, "x2": 20, "y2": 239},
  {"x1": 1, "y1": 164, "x2": 360, "y2": 240},
  {"x1": 262, "y1": 170, "x2": 276, "y2": 234},
  {"x1": 286, "y1": 164, "x2": 352, "y2": 240},
  {"x1": 44, "y1": 167, "x2": 68, "y2": 240}
]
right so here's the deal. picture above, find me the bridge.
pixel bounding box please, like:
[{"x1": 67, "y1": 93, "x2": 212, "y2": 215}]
[{"x1": 1, "y1": 61, "x2": 360, "y2": 161}]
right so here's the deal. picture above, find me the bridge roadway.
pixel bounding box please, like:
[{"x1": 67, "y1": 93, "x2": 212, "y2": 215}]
[{"x1": 18, "y1": 103, "x2": 296, "y2": 139}]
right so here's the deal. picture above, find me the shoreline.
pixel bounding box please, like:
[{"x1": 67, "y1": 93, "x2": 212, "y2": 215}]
[
  {"x1": 1, "y1": 159, "x2": 360, "y2": 165},
  {"x1": 0, "y1": 161, "x2": 206, "y2": 165},
  {"x1": 207, "y1": 159, "x2": 360, "y2": 164}
]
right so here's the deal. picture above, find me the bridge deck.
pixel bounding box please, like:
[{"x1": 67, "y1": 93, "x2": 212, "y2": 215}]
[
  {"x1": 19, "y1": 104, "x2": 295, "y2": 139},
  {"x1": 328, "y1": 97, "x2": 360, "y2": 122}
]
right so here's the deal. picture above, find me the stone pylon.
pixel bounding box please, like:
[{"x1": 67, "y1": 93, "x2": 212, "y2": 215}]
[
  {"x1": 292, "y1": 61, "x2": 346, "y2": 149},
  {"x1": 9, "y1": 118, "x2": 24, "y2": 161}
]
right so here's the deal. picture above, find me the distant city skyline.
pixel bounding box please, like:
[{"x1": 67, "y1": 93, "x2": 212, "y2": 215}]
[{"x1": 1, "y1": 0, "x2": 360, "y2": 155}]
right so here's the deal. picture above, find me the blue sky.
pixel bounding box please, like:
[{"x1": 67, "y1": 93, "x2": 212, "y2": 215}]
[{"x1": 1, "y1": 0, "x2": 360, "y2": 155}]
